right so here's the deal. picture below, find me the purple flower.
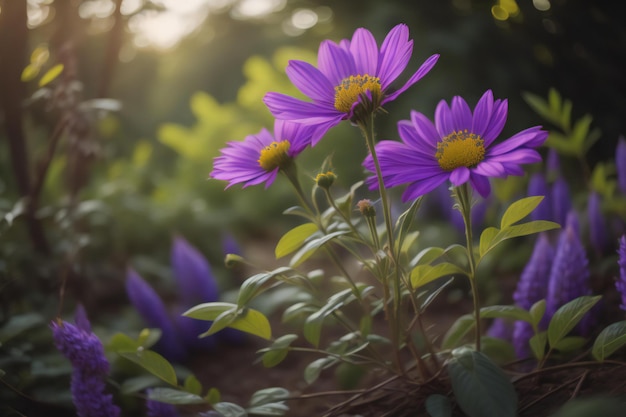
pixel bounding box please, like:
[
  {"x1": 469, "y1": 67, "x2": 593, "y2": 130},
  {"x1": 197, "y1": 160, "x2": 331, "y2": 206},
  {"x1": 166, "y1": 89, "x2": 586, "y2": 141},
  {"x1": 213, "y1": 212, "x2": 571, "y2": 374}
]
[
  {"x1": 512, "y1": 233, "x2": 554, "y2": 357},
  {"x1": 222, "y1": 232, "x2": 242, "y2": 257},
  {"x1": 125, "y1": 268, "x2": 187, "y2": 361},
  {"x1": 588, "y1": 191, "x2": 608, "y2": 254},
  {"x1": 617, "y1": 136, "x2": 626, "y2": 195},
  {"x1": 51, "y1": 312, "x2": 120, "y2": 417},
  {"x1": 551, "y1": 177, "x2": 571, "y2": 227},
  {"x1": 363, "y1": 90, "x2": 547, "y2": 201},
  {"x1": 616, "y1": 235, "x2": 626, "y2": 311},
  {"x1": 211, "y1": 120, "x2": 314, "y2": 189},
  {"x1": 527, "y1": 173, "x2": 551, "y2": 221},
  {"x1": 545, "y1": 213, "x2": 591, "y2": 323},
  {"x1": 171, "y1": 236, "x2": 219, "y2": 306},
  {"x1": 546, "y1": 148, "x2": 560, "y2": 179},
  {"x1": 263, "y1": 24, "x2": 439, "y2": 142}
]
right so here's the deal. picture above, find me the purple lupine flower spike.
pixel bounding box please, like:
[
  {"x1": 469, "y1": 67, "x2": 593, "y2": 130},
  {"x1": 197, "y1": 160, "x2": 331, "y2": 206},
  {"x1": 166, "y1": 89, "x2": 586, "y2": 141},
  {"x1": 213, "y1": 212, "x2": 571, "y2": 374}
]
[
  {"x1": 487, "y1": 318, "x2": 513, "y2": 341},
  {"x1": 615, "y1": 235, "x2": 626, "y2": 311},
  {"x1": 546, "y1": 148, "x2": 560, "y2": 179},
  {"x1": 51, "y1": 311, "x2": 120, "y2": 417},
  {"x1": 544, "y1": 212, "x2": 591, "y2": 324},
  {"x1": 551, "y1": 177, "x2": 572, "y2": 227},
  {"x1": 588, "y1": 191, "x2": 608, "y2": 254},
  {"x1": 512, "y1": 233, "x2": 554, "y2": 357},
  {"x1": 527, "y1": 173, "x2": 552, "y2": 221},
  {"x1": 171, "y1": 236, "x2": 219, "y2": 306},
  {"x1": 146, "y1": 389, "x2": 180, "y2": 417},
  {"x1": 74, "y1": 303, "x2": 91, "y2": 333},
  {"x1": 125, "y1": 268, "x2": 187, "y2": 361},
  {"x1": 222, "y1": 232, "x2": 242, "y2": 257},
  {"x1": 617, "y1": 136, "x2": 626, "y2": 195}
]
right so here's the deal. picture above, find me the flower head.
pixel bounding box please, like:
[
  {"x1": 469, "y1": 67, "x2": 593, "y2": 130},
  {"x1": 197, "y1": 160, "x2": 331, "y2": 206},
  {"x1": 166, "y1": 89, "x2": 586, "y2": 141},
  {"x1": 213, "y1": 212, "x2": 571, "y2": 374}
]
[
  {"x1": 588, "y1": 191, "x2": 608, "y2": 254},
  {"x1": 363, "y1": 90, "x2": 547, "y2": 201},
  {"x1": 263, "y1": 24, "x2": 439, "y2": 142},
  {"x1": 171, "y1": 236, "x2": 219, "y2": 306},
  {"x1": 51, "y1": 320, "x2": 110, "y2": 375},
  {"x1": 527, "y1": 173, "x2": 551, "y2": 222},
  {"x1": 551, "y1": 177, "x2": 572, "y2": 227},
  {"x1": 617, "y1": 136, "x2": 626, "y2": 194},
  {"x1": 616, "y1": 235, "x2": 626, "y2": 311},
  {"x1": 211, "y1": 120, "x2": 314, "y2": 189}
]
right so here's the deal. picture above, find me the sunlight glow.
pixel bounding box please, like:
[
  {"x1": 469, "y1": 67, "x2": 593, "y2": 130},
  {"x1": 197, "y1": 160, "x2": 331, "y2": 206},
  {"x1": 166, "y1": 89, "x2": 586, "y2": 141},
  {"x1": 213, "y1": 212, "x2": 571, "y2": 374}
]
[{"x1": 231, "y1": 0, "x2": 286, "y2": 19}]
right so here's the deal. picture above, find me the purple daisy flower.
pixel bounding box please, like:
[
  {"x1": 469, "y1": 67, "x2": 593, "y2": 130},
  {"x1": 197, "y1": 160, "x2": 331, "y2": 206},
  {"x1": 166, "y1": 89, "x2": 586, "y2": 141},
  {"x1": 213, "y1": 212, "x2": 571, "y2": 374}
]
[
  {"x1": 263, "y1": 24, "x2": 439, "y2": 142},
  {"x1": 363, "y1": 90, "x2": 548, "y2": 201},
  {"x1": 211, "y1": 120, "x2": 314, "y2": 189},
  {"x1": 616, "y1": 235, "x2": 626, "y2": 311}
]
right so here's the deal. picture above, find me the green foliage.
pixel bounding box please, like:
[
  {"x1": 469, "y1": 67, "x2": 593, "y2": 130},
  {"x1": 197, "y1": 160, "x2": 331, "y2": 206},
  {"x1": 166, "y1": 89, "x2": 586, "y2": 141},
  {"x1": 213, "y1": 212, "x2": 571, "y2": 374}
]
[
  {"x1": 592, "y1": 321, "x2": 626, "y2": 361},
  {"x1": 447, "y1": 348, "x2": 518, "y2": 417},
  {"x1": 183, "y1": 302, "x2": 272, "y2": 340}
]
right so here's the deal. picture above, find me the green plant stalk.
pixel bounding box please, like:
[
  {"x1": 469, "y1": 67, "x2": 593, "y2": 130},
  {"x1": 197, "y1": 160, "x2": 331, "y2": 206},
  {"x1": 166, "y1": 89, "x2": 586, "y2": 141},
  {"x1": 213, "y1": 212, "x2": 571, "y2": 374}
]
[
  {"x1": 358, "y1": 114, "x2": 405, "y2": 374},
  {"x1": 454, "y1": 183, "x2": 481, "y2": 352}
]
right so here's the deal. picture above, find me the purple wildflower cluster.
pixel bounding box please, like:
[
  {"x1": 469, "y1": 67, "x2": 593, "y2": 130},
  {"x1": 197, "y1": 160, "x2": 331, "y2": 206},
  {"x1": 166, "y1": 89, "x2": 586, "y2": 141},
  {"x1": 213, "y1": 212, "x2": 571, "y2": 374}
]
[
  {"x1": 126, "y1": 235, "x2": 242, "y2": 362},
  {"x1": 51, "y1": 305, "x2": 121, "y2": 417},
  {"x1": 616, "y1": 235, "x2": 626, "y2": 311}
]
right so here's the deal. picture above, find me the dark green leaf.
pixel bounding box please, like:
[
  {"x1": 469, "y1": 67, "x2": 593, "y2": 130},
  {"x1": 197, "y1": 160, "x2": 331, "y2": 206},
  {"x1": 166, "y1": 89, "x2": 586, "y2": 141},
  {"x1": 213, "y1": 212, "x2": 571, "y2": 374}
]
[
  {"x1": 447, "y1": 348, "x2": 517, "y2": 417},
  {"x1": 442, "y1": 314, "x2": 475, "y2": 349},
  {"x1": 304, "y1": 357, "x2": 337, "y2": 385},
  {"x1": 548, "y1": 296, "x2": 601, "y2": 348},
  {"x1": 148, "y1": 387, "x2": 206, "y2": 405},
  {"x1": 213, "y1": 402, "x2": 247, "y2": 417},
  {"x1": 117, "y1": 349, "x2": 177, "y2": 386},
  {"x1": 480, "y1": 305, "x2": 532, "y2": 323},
  {"x1": 529, "y1": 332, "x2": 547, "y2": 360},
  {"x1": 592, "y1": 320, "x2": 626, "y2": 361},
  {"x1": 290, "y1": 231, "x2": 349, "y2": 267},
  {"x1": 249, "y1": 387, "x2": 290, "y2": 406},
  {"x1": 529, "y1": 300, "x2": 546, "y2": 330},
  {"x1": 552, "y1": 336, "x2": 587, "y2": 352},
  {"x1": 0, "y1": 313, "x2": 44, "y2": 343},
  {"x1": 425, "y1": 394, "x2": 453, "y2": 417}
]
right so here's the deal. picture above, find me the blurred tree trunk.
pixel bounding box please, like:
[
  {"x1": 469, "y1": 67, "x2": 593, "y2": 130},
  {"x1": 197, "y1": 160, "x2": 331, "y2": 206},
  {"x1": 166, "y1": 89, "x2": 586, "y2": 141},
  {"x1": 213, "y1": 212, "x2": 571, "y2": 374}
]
[{"x1": 0, "y1": 0, "x2": 50, "y2": 254}]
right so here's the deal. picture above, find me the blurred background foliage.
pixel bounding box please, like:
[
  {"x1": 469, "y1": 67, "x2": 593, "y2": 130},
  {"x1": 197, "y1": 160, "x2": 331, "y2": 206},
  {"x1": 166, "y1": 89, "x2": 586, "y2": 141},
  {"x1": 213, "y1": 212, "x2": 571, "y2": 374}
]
[{"x1": 0, "y1": 0, "x2": 625, "y2": 348}]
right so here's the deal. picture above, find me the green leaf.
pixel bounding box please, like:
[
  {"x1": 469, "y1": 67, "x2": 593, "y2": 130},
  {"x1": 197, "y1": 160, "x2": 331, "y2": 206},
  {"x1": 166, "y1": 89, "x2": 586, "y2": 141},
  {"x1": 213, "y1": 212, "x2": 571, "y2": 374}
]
[
  {"x1": 0, "y1": 313, "x2": 44, "y2": 343},
  {"x1": 552, "y1": 336, "x2": 587, "y2": 352},
  {"x1": 249, "y1": 387, "x2": 290, "y2": 406},
  {"x1": 410, "y1": 246, "x2": 445, "y2": 269},
  {"x1": 237, "y1": 267, "x2": 292, "y2": 306},
  {"x1": 441, "y1": 314, "x2": 475, "y2": 349},
  {"x1": 183, "y1": 302, "x2": 238, "y2": 321},
  {"x1": 480, "y1": 305, "x2": 532, "y2": 323},
  {"x1": 481, "y1": 221, "x2": 560, "y2": 258},
  {"x1": 275, "y1": 223, "x2": 318, "y2": 258},
  {"x1": 260, "y1": 334, "x2": 298, "y2": 367},
  {"x1": 21, "y1": 64, "x2": 40, "y2": 82},
  {"x1": 289, "y1": 231, "x2": 349, "y2": 267},
  {"x1": 410, "y1": 262, "x2": 467, "y2": 289},
  {"x1": 247, "y1": 403, "x2": 289, "y2": 416},
  {"x1": 547, "y1": 295, "x2": 601, "y2": 348},
  {"x1": 479, "y1": 227, "x2": 499, "y2": 258},
  {"x1": 148, "y1": 387, "x2": 206, "y2": 405},
  {"x1": 425, "y1": 394, "x2": 453, "y2": 417},
  {"x1": 571, "y1": 114, "x2": 592, "y2": 153},
  {"x1": 213, "y1": 402, "x2": 248, "y2": 417},
  {"x1": 119, "y1": 375, "x2": 161, "y2": 395},
  {"x1": 303, "y1": 288, "x2": 361, "y2": 346},
  {"x1": 522, "y1": 91, "x2": 552, "y2": 122},
  {"x1": 117, "y1": 349, "x2": 177, "y2": 386},
  {"x1": 38, "y1": 63, "x2": 64, "y2": 87},
  {"x1": 205, "y1": 387, "x2": 221, "y2": 404},
  {"x1": 529, "y1": 300, "x2": 546, "y2": 330},
  {"x1": 183, "y1": 374, "x2": 203, "y2": 396},
  {"x1": 447, "y1": 348, "x2": 517, "y2": 417},
  {"x1": 592, "y1": 320, "x2": 626, "y2": 361},
  {"x1": 203, "y1": 308, "x2": 272, "y2": 340},
  {"x1": 107, "y1": 332, "x2": 140, "y2": 351},
  {"x1": 304, "y1": 357, "x2": 337, "y2": 384},
  {"x1": 529, "y1": 332, "x2": 547, "y2": 360},
  {"x1": 500, "y1": 196, "x2": 545, "y2": 229}
]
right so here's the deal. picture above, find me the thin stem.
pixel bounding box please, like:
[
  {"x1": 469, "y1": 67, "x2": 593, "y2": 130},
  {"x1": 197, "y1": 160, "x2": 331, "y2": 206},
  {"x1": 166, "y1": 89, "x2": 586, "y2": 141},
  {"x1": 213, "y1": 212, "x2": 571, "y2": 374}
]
[{"x1": 455, "y1": 183, "x2": 481, "y2": 352}]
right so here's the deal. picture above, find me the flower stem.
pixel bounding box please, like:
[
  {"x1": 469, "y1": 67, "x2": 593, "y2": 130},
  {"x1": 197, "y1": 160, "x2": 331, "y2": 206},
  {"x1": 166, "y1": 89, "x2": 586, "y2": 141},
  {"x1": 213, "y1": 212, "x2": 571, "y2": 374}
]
[{"x1": 454, "y1": 183, "x2": 481, "y2": 352}]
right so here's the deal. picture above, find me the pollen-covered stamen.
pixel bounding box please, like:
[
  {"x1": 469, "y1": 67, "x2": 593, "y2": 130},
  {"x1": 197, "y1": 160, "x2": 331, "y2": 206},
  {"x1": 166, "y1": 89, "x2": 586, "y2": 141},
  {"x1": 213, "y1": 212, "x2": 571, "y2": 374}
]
[
  {"x1": 258, "y1": 140, "x2": 291, "y2": 171},
  {"x1": 334, "y1": 74, "x2": 382, "y2": 113},
  {"x1": 436, "y1": 130, "x2": 486, "y2": 171}
]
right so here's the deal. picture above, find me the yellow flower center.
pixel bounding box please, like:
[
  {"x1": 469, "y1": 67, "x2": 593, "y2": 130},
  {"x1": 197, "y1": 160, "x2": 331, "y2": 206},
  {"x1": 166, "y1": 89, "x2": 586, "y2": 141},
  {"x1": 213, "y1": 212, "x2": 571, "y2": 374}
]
[
  {"x1": 258, "y1": 140, "x2": 291, "y2": 171},
  {"x1": 334, "y1": 74, "x2": 382, "y2": 113},
  {"x1": 436, "y1": 130, "x2": 486, "y2": 171}
]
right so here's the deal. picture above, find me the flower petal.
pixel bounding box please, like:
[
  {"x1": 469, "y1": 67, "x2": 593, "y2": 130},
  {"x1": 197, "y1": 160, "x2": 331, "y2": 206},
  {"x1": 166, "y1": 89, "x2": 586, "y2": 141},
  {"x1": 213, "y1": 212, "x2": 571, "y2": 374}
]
[
  {"x1": 482, "y1": 99, "x2": 508, "y2": 146},
  {"x1": 383, "y1": 54, "x2": 439, "y2": 103},
  {"x1": 450, "y1": 96, "x2": 472, "y2": 131},
  {"x1": 350, "y1": 28, "x2": 378, "y2": 75},
  {"x1": 397, "y1": 118, "x2": 436, "y2": 155},
  {"x1": 378, "y1": 24, "x2": 412, "y2": 88},
  {"x1": 435, "y1": 99, "x2": 455, "y2": 137},
  {"x1": 402, "y1": 174, "x2": 449, "y2": 202},
  {"x1": 470, "y1": 173, "x2": 492, "y2": 198},
  {"x1": 488, "y1": 127, "x2": 547, "y2": 156},
  {"x1": 471, "y1": 90, "x2": 494, "y2": 137},
  {"x1": 317, "y1": 40, "x2": 356, "y2": 83},
  {"x1": 449, "y1": 166, "x2": 470, "y2": 186},
  {"x1": 286, "y1": 60, "x2": 334, "y2": 104},
  {"x1": 264, "y1": 92, "x2": 342, "y2": 123}
]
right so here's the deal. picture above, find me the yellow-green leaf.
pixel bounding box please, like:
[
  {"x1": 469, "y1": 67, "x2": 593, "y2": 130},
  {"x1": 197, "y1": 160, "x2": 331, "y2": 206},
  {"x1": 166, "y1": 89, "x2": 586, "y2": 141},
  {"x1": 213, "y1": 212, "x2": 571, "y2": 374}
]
[
  {"x1": 227, "y1": 308, "x2": 272, "y2": 340},
  {"x1": 21, "y1": 64, "x2": 40, "y2": 82},
  {"x1": 479, "y1": 227, "x2": 499, "y2": 258},
  {"x1": 410, "y1": 262, "x2": 467, "y2": 289},
  {"x1": 118, "y1": 349, "x2": 177, "y2": 386},
  {"x1": 38, "y1": 63, "x2": 64, "y2": 87},
  {"x1": 500, "y1": 196, "x2": 544, "y2": 229},
  {"x1": 275, "y1": 223, "x2": 318, "y2": 258}
]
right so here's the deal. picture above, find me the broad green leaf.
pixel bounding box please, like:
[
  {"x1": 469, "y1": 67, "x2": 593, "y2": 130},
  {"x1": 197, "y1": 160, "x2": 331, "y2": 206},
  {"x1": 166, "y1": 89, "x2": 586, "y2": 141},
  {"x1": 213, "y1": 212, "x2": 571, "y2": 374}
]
[
  {"x1": 480, "y1": 336, "x2": 516, "y2": 364},
  {"x1": 410, "y1": 262, "x2": 467, "y2": 289},
  {"x1": 275, "y1": 223, "x2": 318, "y2": 258},
  {"x1": 107, "y1": 332, "x2": 140, "y2": 351},
  {"x1": 479, "y1": 227, "x2": 499, "y2": 258},
  {"x1": 148, "y1": 387, "x2": 206, "y2": 405},
  {"x1": 0, "y1": 313, "x2": 44, "y2": 343},
  {"x1": 500, "y1": 196, "x2": 544, "y2": 229},
  {"x1": 247, "y1": 403, "x2": 289, "y2": 416},
  {"x1": 425, "y1": 394, "x2": 453, "y2": 417},
  {"x1": 480, "y1": 305, "x2": 532, "y2": 323},
  {"x1": 202, "y1": 308, "x2": 272, "y2": 340},
  {"x1": 481, "y1": 221, "x2": 560, "y2": 257},
  {"x1": 592, "y1": 320, "x2": 626, "y2": 361},
  {"x1": 410, "y1": 246, "x2": 445, "y2": 269},
  {"x1": 205, "y1": 387, "x2": 221, "y2": 404},
  {"x1": 441, "y1": 314, "x2": 474, "y2": 349},
  {"x1": 304, "y1": 357, "x2": 337, "y2": 384},
  {"x1": 289, "y1": 231, "x2": 349, "y2": 267},
  {"x1": 237, "y1": 267, "x2": 292, "y2": 306},
  {"x1": 199, "y1": 309, "x2": 237, "y2": 336},
  {"x1": 447, "y1": 348, "x2": 517, "y2": 417},
  {"x1": 117, "y1": 349, "x2": 177, "y2": 386},
  {"x1": 548, "y1": 295, "x2": 601, "y2": 348},
  {"x1": 119, "y1": 375, "x2": 160, "y2": 395},
  {"x1": 183, "y1": 374, "x2": 203, "y2": 395},
  {"x1": 213, "y1": 402, "x2": 248, "y2": 417},
  {"x1": 260, "y1": 334, "x2": 298, "y2": 367},
  {"x1": 552, "y1": 336, "x2": 587, "y2": 352},
  {"x1": 183, "y1": 302, "x2": 238, "y2": 321},
  {"x1": 38, "y1": 64, "x2": 64, "y2": 87},
  {"x1": 529, "y1": 300, "x2": 546, "y2": 330},
  {"x1": 249, "y1": 387, "x2": 290, "y2": 406},
  {"x1": 529, "y1": 332, "x2": 547, "y2": 360}
]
